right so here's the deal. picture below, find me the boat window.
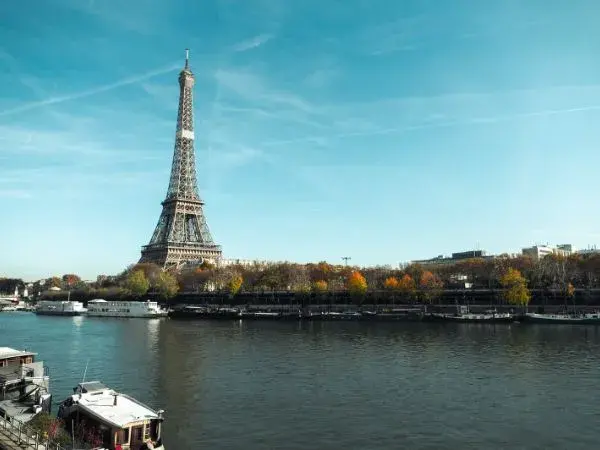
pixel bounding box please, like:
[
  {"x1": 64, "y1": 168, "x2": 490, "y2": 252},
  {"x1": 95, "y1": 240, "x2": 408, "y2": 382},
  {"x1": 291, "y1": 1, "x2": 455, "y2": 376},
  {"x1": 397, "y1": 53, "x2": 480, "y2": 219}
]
[{"x1": 116, "y1": 428, "x2": 130, "y2": 444}]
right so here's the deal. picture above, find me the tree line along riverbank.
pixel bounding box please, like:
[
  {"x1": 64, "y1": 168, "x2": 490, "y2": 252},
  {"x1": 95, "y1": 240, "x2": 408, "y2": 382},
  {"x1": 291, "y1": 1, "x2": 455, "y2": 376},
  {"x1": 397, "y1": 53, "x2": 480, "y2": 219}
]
[{"x1": 4, "y1": 253, "x2": 600, "y2": 307}]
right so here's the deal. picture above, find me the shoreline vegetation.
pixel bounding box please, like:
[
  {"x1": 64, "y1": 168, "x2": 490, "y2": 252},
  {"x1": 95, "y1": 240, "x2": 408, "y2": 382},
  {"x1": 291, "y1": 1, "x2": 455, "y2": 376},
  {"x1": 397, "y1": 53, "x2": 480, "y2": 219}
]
[{"x1": 3, "y1": 253, "x2": 600, "y2": 307}]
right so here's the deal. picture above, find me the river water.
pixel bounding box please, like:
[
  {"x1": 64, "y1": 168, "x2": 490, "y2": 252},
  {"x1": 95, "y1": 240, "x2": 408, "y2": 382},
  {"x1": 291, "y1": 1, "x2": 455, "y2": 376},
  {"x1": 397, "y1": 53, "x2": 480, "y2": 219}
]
[{"x1": 1, "y1": 312, "x2": 600, "y2": 449}]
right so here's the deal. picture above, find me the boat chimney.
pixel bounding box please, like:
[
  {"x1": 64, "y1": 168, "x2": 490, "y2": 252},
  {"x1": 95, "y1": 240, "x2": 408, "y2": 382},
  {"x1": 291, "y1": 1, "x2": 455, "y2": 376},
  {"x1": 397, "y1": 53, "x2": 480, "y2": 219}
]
[{"x1": 113, "y1": 394, "x2": 118, "y2": 406}]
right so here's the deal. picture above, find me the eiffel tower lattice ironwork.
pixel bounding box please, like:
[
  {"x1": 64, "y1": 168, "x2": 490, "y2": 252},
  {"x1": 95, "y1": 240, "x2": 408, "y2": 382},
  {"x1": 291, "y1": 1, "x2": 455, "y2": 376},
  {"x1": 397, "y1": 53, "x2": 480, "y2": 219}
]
[{"x1": 140, "y1": 49, "x2": 222, "y2": 268}]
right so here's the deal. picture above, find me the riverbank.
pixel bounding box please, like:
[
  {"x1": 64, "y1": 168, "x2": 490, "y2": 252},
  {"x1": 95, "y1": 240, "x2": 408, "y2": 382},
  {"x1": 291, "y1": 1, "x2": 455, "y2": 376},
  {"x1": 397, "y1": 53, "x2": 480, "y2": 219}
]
[{"x1": 37, "y1": 287, "x2": 600, "y2": 307}]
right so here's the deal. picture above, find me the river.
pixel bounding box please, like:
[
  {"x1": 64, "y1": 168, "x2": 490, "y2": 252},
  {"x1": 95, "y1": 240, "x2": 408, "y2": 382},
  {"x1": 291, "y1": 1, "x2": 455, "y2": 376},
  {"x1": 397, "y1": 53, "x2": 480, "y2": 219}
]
[{"x1": 1, "y1": 312, "x2": 599, "y2": 449}]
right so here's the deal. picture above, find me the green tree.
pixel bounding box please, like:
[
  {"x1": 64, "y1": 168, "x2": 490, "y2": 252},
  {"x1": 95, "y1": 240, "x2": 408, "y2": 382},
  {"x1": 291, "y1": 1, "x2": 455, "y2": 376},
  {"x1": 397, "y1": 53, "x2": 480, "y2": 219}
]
[
  {"x1": 125, "y1": 270, "x2": 150, "y2": 297},
  {"x1": 154, "y1": 271, "x2": 179, "y2": 300},
  {"x1": 499, "y1": 268, "x2": 530, "y2": 307}
]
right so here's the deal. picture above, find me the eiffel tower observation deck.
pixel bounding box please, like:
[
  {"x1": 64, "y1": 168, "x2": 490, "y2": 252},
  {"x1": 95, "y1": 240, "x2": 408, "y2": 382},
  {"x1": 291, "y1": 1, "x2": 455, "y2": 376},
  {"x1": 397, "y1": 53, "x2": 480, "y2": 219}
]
[{"x1": 140, "y1": 49, "x2": 222, "y2": 268}]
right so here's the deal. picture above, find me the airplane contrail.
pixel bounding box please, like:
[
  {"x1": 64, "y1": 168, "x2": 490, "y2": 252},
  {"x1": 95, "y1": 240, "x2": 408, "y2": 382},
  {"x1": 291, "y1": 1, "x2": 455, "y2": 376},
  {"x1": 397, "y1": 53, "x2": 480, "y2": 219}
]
[
  {"x1": 262, "y1": 104, "x2": 600, "y2": 147},
  {"x1": 0, "y1": 61, "x2": 181, "y2": 117}
]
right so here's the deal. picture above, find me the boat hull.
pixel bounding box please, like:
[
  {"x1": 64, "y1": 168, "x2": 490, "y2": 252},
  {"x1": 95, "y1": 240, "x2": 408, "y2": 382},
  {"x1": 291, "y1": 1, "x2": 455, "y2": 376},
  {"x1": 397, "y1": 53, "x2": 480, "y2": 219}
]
[
  {"x1": 36, "y1": 310, "x2": 84, "y2": 316},
  {"x1": 524, "y1": 314, "x2": 600, "y2": 324},
  {"x1": 425, "y1": 314, "x2": 516, "y2": 324},
  {"x1": 87, "y1": 312, "x2": 168, "y2": 318},
  {"x1": 169, "y1": 310, "x2": 241, "y2": 320}
]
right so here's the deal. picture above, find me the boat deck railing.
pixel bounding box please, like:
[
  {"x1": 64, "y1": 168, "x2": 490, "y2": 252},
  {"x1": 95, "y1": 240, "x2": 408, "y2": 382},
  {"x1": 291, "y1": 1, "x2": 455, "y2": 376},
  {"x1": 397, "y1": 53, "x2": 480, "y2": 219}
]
[{"x1": 0, "y1": 411, "x2": 65, "y2": 450}]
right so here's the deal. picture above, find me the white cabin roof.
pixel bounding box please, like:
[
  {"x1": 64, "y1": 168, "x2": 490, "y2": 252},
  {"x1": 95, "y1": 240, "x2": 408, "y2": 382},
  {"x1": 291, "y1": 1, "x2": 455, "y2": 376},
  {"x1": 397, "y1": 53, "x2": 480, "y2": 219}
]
[
  {"x1": 0, "y1": 347, "x2": 36, "y2": 360},
  {"x1": 75, "y1": 382, "x2": 160, "y2": 428},
  {"x1": 88, "y1": 299, "x2": 108, "y2": 303}
]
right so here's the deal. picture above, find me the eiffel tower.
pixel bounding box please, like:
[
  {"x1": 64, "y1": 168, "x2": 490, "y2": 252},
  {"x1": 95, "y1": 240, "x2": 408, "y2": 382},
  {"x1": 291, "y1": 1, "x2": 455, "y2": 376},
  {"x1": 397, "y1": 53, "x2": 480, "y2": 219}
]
[{"x1": 140, "y1": 49, "x2": 222, "y2": 268}]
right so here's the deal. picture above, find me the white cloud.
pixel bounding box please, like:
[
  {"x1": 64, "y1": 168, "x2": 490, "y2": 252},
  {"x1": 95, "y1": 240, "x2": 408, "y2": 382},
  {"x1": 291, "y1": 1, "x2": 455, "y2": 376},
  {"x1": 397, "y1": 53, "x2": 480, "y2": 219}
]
[
  {"x1": 232, "y1": 33, "x2": 273, "y2": 52},
  {"x1": 214, "y1": 68, "x2": 317, "y2": 113}
]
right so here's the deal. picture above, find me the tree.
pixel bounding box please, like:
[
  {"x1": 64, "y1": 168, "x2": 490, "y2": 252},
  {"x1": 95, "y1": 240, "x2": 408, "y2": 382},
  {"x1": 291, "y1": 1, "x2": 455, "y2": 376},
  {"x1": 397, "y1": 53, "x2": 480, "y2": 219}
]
[
  {"x1": 397, "y1": 274, "x2": 416, "y2": 302},
  {"x1": 312, "y1": 280, "x2": 328, "y2": 293},
  {"x1": 499, "y1": 268, "x2": 530, "y2": 307},
  {"x1": 125, "y1": 270, "x2": 150, "y2": 297},
  {"x1": 384, "y1": 276, "x2": 399, "y2": 290},
  {"x1": 308, "y1": 261, "x2": 334, "y2": 283},
  {"x1": 154, "y1": 271, "x2": 179, "y2": 301},
  {"x1": 419, "y1": 271, "x2": 443, "y2": 303},
  {"x1": 348, "y1": 271, "x2": 368, "y2": 297},
  {"x1": 62, "y1": 274, "x2": 81, "y2": 288},
  {"x1": 44, "y1": 276, "x2": 62, "y2": 289},
  {"x1": 227, "y1": 274, "x2": 243, "y2": 296},
  {"x1": 131, "y1": 263, "x2": 162, "y2": 286},
  {"x1": 28, "y1": 413, "x2": 71, "y2": 446}
]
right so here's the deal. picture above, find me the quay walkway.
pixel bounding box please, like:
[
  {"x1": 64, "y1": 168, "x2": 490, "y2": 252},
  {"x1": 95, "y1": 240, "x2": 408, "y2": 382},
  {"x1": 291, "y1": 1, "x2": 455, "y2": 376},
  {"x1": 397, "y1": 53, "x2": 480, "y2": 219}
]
[{"x1": 0, "y1": 413, "x2": 64, "y2": 450}]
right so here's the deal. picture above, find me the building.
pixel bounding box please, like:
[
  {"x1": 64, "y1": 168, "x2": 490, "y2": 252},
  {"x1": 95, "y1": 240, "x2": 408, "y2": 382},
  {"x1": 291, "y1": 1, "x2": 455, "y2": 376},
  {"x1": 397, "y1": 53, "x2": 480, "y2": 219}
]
[
  {"x1": 451, "y1": 250, "x2": 487, "y2": 260},
  {"x1": 522, "y1": 244, "x2": 573, "y2": 260},
  {"x1": 139, "y1": 50, "x2": 222, "y2": 269},
  {"x1": 219, "y1": 258, "x2": 271, "y2": 268},
  {"x1": 412, "y1": 249, "x2": 489, "y2": 267},
  {"x1": 577, "y1": 246, "x2": 600, "y2": 256}
]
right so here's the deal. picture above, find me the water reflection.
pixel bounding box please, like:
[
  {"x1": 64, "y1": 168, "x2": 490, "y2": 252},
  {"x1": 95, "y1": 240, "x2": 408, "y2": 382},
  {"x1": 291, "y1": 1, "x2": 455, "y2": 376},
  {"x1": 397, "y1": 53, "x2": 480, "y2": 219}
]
[
  {"x1": 72, "y1": 316, "x2": 84, "y2": 328},
  {"x1": 2, "y1": 315, "x2": 600, "y2": 449}
]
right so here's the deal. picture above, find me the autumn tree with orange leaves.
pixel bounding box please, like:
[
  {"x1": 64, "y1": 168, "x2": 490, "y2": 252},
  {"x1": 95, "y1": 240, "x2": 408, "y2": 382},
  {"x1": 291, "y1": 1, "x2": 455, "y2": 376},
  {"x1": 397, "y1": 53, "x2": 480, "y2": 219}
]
[
  {"x1": 384, "y1": 276, "x2": 399, "y2": 290},
  {"x1": 397, "y1": 274, "x2": 417, "y2": 303},
  {"x1": 419, "y1": 271, "x2": 444, "y2": 303},
  {"x1": 312, "y1": 280, "x2": 328, "y2": 294},
  {"x1": 62, "y1": 274, "x2": 81, "y2": 288},
  {"x1": 348, "y1": 271, "x2": 368, "y2": 300}
]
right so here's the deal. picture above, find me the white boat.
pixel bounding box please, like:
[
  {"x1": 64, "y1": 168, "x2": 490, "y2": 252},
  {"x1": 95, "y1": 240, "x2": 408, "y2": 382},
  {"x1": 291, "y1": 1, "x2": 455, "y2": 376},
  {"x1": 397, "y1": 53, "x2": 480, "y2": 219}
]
[
  {"x1": 86, "y1": 299, "x2": 168, "y2": 318},
  {"x1": 0, "y1": 305, "x2": 17, "y2": 312},
  {"x1": 58, "y1": 381, "x2": 165, "y2": 450},
  {"x1": 525, "y1": 312, "x2": 600, "y2": 324},
  {"x1": 36, "y1": 300, "x2": 87, "y2": 316}
]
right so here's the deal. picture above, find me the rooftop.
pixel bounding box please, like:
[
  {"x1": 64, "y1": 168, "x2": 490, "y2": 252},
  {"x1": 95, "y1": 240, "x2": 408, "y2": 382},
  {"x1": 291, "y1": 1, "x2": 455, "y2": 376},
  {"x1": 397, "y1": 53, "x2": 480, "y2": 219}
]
[
  {"x1": 0, "y1": 347, "x2": 36, "y2": 360},
  {"x1": 76, "y1": 382, "x2": 161, "y2": 428}
]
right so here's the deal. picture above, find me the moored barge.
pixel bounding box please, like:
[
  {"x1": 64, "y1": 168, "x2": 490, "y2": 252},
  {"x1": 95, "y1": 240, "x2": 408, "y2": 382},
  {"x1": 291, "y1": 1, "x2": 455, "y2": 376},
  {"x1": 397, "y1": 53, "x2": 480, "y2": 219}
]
[{"x1": 58, "y1": 381, "x2": 165, "y2": 449}]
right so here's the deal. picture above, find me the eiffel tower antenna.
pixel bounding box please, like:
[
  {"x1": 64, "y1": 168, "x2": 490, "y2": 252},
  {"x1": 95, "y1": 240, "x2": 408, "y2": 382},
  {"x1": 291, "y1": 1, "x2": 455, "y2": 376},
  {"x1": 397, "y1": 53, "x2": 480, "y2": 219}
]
[{"x1": 140, "y1": 49, "x2": 222, "y2": 269}]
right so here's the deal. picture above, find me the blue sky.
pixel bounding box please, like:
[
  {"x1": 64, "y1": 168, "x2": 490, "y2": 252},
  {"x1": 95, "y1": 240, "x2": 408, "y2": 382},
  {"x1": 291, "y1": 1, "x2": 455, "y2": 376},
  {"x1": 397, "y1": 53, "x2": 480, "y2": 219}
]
[{"x1": 2, "y1": 0, "x2": 600, "y2": 280}]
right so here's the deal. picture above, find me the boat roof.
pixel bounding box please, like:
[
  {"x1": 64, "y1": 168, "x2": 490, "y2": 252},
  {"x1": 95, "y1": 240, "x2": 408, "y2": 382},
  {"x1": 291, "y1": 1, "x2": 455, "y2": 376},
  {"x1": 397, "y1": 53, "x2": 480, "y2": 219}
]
[
  {"x1": 88, "y1": 299, "x2": 108, "y2": 303},
  {"x1": 0, "y1": 347, "x2": 36, "y2": 359},
  {"x1": 75, "y1": 381, "x2": 160, "y2": 428}
]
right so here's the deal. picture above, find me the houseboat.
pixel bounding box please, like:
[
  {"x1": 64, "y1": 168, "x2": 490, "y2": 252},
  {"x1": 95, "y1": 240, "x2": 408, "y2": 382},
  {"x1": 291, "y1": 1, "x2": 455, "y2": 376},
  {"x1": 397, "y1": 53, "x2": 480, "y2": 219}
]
[
  {"x1": 427, "y1": 306, "x2": 516, "y2": 323},
  {"x1": 36, "y1": 300, "x2": 87, "y2": 316},
  {"x1": 524, "y1": 311, "x2": 600, "y2": 324},
  {"x1": 0, "y1": 347, "x2": 51, "y2": 423},
  {"x1": 168, "y1": 305, "x2": 243, "y2": 320},
  {"x1": 57, "y1": 381, "x2": 165, "y2": 449},
  {"x1": 86, "y1": 299, "x2": 168, "y2": 318}
]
